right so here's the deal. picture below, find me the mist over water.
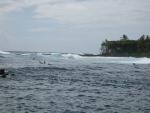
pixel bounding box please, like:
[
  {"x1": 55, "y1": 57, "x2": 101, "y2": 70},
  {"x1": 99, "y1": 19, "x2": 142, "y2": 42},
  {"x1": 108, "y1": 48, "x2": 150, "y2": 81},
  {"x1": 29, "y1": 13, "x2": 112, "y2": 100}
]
[{"x1": 0, "y1": 51, "x2": 150, "y2": 113}]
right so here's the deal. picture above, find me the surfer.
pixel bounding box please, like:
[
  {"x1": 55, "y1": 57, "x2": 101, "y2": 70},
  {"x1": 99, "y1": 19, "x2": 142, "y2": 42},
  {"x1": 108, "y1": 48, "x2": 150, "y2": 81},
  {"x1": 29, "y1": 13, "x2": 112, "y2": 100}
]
[
  {"x1": 39, "y1": 60, "x2": 46, "y2": 64},
  {"x1": 0, "y1": 69, "x2": 8, "y2": 78},
  {"x1": 133, "y1": 63, "x2": 139, "y2": 69}
]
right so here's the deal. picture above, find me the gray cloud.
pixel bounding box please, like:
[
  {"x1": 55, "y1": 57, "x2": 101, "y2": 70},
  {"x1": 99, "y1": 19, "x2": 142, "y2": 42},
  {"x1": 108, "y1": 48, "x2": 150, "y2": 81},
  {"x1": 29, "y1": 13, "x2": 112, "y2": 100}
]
[{"x1": 0, "y1": 0, "x2": 150, "y2": 24}]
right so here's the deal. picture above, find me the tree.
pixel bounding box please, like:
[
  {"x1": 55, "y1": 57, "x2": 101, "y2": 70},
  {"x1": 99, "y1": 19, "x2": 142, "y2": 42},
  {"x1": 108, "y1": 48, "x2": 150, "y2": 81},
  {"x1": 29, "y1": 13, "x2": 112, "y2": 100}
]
[
  {"x1": 139, "y1": 35, "x2": 145, "y2": 41},
  {"x1": 100, "y1": 39, "x2": 108, "y2": 55},
  {"x1": 120, "y1": 34, "x2": 128, "y2": 41},
  {"x1": 146, "y1": 35, "x2": 150, "y2": 40},
  {"x1": 100, "y1": 34, "x2": 150, "y2": 57}
]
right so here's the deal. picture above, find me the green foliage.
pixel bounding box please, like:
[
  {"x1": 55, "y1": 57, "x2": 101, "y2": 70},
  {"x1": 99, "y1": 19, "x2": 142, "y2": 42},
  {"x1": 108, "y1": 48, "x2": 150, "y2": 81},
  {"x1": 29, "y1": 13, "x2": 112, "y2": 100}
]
[
  {"x1": 101, "y1": 35, "x2": 150, "y2": 57},
  {"x1": 120, "y1": 34, "x2": 129, "y2": 41}
]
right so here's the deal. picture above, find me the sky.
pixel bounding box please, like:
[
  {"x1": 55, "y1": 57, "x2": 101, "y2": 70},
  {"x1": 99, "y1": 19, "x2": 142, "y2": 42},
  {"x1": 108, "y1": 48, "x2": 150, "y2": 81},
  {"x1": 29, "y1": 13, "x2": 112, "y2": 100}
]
[{"x1": 0, "y1": 0, "x2": 150, "y2": 54}]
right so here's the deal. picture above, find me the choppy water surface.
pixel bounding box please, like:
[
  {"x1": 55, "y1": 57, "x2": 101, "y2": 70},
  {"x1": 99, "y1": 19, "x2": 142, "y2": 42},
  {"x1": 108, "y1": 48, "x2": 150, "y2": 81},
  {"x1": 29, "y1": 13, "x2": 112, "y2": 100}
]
[{"x1": 0, "y1": 51, "x2": 150, "y2": 113}]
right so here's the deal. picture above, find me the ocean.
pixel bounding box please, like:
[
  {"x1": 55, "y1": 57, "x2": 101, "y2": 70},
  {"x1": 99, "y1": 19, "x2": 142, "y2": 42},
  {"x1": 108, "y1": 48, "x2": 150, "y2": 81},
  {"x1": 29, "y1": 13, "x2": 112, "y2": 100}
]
[{"x1": 0, "y1": 51, "x2": 150, "y2": 113}]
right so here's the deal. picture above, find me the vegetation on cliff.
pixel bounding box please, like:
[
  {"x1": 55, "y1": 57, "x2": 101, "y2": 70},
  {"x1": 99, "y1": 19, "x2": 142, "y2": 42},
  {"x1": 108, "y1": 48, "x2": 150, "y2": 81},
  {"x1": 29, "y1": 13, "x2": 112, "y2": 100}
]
[{"x1": 101, "y1": 35, "x2": 150, "y2": 57}]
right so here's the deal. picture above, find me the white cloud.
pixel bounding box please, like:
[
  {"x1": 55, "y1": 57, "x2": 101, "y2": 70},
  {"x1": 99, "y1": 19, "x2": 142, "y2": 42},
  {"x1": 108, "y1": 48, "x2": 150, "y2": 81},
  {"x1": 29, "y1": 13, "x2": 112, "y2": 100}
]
[
  {"x1": 0, "y1": 0, "x2": 26, "y2": 15},
  {"x1": 0, "y1": 0, "x2": 150, "y2": 24},
  {"x1": 30, "y1": 27, "x2": 50, "y2": 32},
  {"x1": 33, "y1": 2, "x2": 89, "y2": 23},
  {"x1": 29, "y1": 0, "x2": 150, "y2": 24}
]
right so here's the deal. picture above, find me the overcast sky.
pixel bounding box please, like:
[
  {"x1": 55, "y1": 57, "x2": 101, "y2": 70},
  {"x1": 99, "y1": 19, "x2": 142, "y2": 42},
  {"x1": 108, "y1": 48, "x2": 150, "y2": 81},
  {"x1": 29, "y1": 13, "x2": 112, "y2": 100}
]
[{"x1": 0, "y1": 0, "x2": 150, "y2": 53}]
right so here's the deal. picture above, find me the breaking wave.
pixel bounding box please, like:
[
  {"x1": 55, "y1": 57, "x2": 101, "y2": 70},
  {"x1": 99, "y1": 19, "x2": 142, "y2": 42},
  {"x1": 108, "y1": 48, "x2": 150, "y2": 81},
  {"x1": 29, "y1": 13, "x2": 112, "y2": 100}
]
[
  {"x1": 0, "y1": 50, "x2": 10, "y2": 54},
  {"x1": 36, "y1": 52, "x2": 82, "y2": 59},
  {"x1": 61, "y1": 53, "x2": 82, "y2": 59},
  {"x1": 0, "y1": 51, "x2": 150, "y2": 67},
  {"x1": 14, "y1": 52, "x2": 150, "y2": 64}
]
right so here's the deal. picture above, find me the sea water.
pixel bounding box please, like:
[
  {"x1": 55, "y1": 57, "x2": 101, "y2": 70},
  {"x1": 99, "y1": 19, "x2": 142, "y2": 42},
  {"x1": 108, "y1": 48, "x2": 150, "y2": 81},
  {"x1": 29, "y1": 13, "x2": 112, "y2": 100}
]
[{"x1": 0, "y1": 51, "x2": 150, "y2": 113}]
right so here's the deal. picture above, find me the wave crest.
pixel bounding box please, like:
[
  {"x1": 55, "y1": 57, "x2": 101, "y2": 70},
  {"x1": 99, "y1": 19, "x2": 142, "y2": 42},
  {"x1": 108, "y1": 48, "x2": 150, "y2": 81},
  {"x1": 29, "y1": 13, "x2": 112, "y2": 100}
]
[{"x1": 0, "y1": 50, "x2": 10, "y2": 54}]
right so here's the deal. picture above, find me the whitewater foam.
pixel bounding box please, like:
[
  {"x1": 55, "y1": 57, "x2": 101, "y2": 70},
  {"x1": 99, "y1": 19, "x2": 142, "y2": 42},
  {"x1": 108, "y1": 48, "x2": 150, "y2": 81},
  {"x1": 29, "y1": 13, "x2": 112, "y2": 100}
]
[
  {"x1": 132, "y1": 57, "x2": 150, "y2": 64},
  {"x1": 62, "y1": 53, "x2": 82, "y2": 59},
  {"x1": 1, "y1": 51, "x2": 150, "y2": 65},
  {"x1": 33, "y1": 52, "x2": 150, "y2": 64},
  {"x1": 37, "y1": 52, "x2": 82, "y2": 59},
  {"x1": 0, "y1": 50, "x2": 10, "y2": 54},
  {"x1": 81, "y1": 56, "x2": 150, "y2": 64}
]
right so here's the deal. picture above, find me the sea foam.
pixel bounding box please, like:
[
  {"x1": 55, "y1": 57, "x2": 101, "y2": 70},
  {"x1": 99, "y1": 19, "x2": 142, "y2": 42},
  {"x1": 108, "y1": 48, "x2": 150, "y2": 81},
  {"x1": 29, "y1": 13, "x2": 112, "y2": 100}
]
[{"x1": 0, "y1": 50, "x2": 10, "y2": 54}]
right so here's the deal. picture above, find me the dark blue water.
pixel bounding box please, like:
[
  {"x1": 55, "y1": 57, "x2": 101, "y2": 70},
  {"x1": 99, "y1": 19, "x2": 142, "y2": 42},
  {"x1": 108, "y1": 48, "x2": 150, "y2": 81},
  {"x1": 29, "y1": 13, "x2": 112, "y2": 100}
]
[{"x1": 0, "y1": 51, "x2": 150, "y2": 113}]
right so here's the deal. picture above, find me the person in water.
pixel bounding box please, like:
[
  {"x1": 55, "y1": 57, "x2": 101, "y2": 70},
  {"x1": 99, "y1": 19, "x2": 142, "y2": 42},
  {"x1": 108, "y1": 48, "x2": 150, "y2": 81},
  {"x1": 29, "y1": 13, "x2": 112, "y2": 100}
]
[{"x1": 0, "y1": 69, "x2": 8, "y2": 78}]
